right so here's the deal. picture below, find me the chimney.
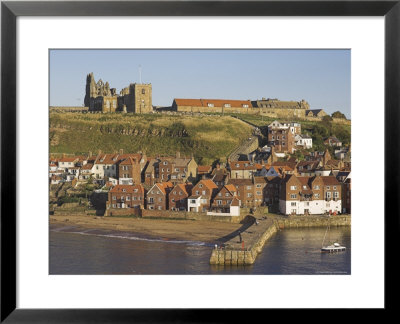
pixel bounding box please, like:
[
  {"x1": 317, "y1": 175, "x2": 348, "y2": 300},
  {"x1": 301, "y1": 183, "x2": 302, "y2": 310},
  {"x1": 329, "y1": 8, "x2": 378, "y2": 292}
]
[
  {"x1": 119, "y1": 149, "x2": 124, "y2": 155},
  {"x1": 176, "y1": 151, "x2": 180, "y2": 158},
  {"x1": 62, "y1": 153, "x2": 65, "y2": 158},
  {"x1": 217, "y1": 163, "x2": 220, "y2": 170},
  {"x1": 89, "y1": 151, "x2": 92, "y2": 158},
  {"x1": 98, "y1": 149, "x2": 102, "y2": 155}
]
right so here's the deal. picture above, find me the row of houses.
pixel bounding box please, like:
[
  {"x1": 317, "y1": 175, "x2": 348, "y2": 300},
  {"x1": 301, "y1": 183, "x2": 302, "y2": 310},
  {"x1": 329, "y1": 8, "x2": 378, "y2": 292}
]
[
  {"x1": 107, "y1": 170, "x2": 351, "y2": 216},
  {"x1": 49, "y1": 150, "x2": 198, "y2": 186}
]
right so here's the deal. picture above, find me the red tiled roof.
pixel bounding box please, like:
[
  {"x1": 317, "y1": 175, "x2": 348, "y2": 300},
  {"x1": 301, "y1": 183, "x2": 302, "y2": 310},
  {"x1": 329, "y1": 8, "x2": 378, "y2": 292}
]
[
  {"x1": 110, "y1": 184, "x2": 144, "y2": 194},
  {"x1": 173, "y1": 183, "x2": 193, "y2": 196},
  {"x1": 81, "y1": 163, "x2": 93, "y2": 170},
  {"x1": 321, "y1": 176, "x2": 340, "y2": 186},
  {"x1": 59, "y1": 157, "x2": 78, "y2": 163},
  {"x1": 200, "y1": 179, "x2": 218, "y2": 190},
  {"x1": 174, "y1": 98, "x2": 252, "y2": 108},
  {"x1": 153, "y1": 182, "x2": 174, "y2": 195},
  {"x1": 230, "y1": 161, "x2": 257, "y2": 170},
  {"x1": 95, "y1": 153, "x2": 120, "y2": 165},
  {"x1": 197, "y1": 165, "x2": 212, "y2": 173},
  {"x1": 224, "y1": 184, "x2": 237, "y2": 194}
]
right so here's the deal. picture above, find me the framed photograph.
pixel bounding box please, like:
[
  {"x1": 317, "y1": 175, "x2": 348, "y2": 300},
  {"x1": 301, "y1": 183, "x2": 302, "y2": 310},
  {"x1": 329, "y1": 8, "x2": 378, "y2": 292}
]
[{"x1": 1, "y1": 0, "x2": 397, "y2": 321}]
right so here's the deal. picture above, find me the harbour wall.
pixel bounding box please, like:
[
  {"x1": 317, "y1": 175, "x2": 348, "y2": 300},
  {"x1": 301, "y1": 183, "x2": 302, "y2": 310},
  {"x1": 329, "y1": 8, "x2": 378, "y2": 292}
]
[{"x1": 210, "y1": 215, "x2": 351, "y2": 265}]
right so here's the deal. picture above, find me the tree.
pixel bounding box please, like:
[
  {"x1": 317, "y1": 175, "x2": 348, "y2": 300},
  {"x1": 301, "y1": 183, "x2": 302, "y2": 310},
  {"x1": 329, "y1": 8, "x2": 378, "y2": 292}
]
[{"x1": 331, "y1": 111, "x2": 346, "y2": 119}]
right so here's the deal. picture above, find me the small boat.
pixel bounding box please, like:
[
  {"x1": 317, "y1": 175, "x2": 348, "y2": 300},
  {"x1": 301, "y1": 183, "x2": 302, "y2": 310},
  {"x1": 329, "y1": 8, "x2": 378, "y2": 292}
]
[
  {"x1": 321, "y1": 242, "x2": 346, "y2": 253},
  {"x1": 321, "y1": 222, "x2": 346, "y2": 253}
]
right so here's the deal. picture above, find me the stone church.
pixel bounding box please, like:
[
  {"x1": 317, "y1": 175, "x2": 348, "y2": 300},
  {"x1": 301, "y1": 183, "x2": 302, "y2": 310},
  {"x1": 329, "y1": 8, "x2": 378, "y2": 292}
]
[{"x1": 84, "y1": 72, "x2": 152, "y2": 113}]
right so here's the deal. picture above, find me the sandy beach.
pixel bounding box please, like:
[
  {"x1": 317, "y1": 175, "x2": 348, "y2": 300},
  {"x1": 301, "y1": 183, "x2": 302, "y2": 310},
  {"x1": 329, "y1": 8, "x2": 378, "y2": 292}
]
[{"x1": 50, "y1": 215, "x2": 242, "y2": 243}]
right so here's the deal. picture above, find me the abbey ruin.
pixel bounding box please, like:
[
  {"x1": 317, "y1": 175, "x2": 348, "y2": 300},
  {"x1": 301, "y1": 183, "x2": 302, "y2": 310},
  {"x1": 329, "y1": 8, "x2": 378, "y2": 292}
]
[{"x1": 84, "y1": 72, "x2": 152, "y2": 113}]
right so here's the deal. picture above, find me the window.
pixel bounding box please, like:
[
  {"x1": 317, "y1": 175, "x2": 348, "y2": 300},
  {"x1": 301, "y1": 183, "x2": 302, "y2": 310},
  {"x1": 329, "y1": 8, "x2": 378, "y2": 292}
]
[
  {"x1": 195, "y1": 191, "x2": 199, "y2": 195},
  {"x1": 290, "y1": 194, "x2": 297, "y2": 199},
  {"x1": 218, "y1": 193, "x2": 222, "y2": 197},
  {"x1": 334, "y1": 192, "x2": 339, "y2": 198},
  {"x1": 112, "y1": 204, "x2": 116, "y2": 208},
  {"x1": 291, "y1": 202, "x2": 296, "y2": 206},
  {"x1": 314, "y1": 185, "x2": 320, "y2": 190},
  {"x1": 158, "y1": 198, "x2": 162, "y2": 202},
  {"x1": 191, "y1": 200, "x2": 196, "y2": 203},
  {"x1": 217, "y1": 200, "x2": 222, "y2": 205},
  {"x1": 199, "y1": 184, "x2": 203, "y2": 188},
  {"x1": 257, "y1": 191, "x2": 262, "y2": 195},
  {"x1": 149, "y1": 198, "x2": 154, "y2": 203},
  {"x1": 142, "y1": 89, "x2": 145, "y2": 94},
  {"x1": 224, "y1": 104, "x2": 231, "y2": 107},
  {"x1": 314, "y1": 193, "x2": 320, "y2": 198},
  {"x1": 326, "y1": 192, "x2": 332, "y2": 198},
  {"x1": 256, "y1": 184, "x2": 261, "y2": 188},
  {"x1": 247, "y1": 186, "x2": 252, "y2": 190},
  {"x1": 247, "y1": 193, "x2": 252, "y2": 198},
  {"x1": 122, "y1": 189, "x2": 126, "y2": 192},
  {"x1": 202, "y1": 190, "x2": 206, "y2": 195},
  {"x1": 326, "y1": 186, "x2": 330, "y2": 190},
  {"x1": 225, "y1": 193, "x2": 230, "y2": 197},
  {"x1": 303, "y1": 186, "x2": 307, "y2": 189},
  {"x1": 112, "y1": 196, "x2": 116, "y2": 200},
  {"x1": 207, "y1": 103, "x2": 214, "y2": 107},
  {"x1": 333, "y1": 186, "x2": 337, "y2": 190},
  {"x1": 290, "y1": 186, "x2": 297, "y2": 190},
  {"x1": 242, "y1": 104, "x2": 249, "y2": 108}
]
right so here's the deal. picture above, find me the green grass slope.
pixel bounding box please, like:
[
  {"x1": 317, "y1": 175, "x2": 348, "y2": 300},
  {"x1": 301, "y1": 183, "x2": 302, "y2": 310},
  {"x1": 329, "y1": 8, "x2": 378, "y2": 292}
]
[{"x1": 49, "y1": 112, "x2": 254, "y2": 165}]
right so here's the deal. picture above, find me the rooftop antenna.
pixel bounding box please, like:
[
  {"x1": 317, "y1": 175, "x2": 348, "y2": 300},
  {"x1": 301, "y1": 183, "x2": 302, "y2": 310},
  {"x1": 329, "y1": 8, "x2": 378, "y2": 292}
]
[{"x1": 139, "y1": 65, "x2": 142, "y2": 84}]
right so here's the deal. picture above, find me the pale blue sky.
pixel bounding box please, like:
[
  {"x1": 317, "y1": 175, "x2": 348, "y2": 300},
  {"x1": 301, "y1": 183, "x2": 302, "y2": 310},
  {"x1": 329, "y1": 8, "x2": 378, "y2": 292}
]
[{"x1": 50, "y1": 49, "x2": 351, "y2": 118}]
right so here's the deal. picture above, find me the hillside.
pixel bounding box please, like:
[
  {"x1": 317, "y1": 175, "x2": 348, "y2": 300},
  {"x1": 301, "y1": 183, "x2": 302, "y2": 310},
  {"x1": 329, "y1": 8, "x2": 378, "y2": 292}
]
[
  {"x1": 49, "y1": 112, "x2": 254, "y2": 165},
  {"x1": 228, "y1": 113, "x2": 351, "y2": 151}
]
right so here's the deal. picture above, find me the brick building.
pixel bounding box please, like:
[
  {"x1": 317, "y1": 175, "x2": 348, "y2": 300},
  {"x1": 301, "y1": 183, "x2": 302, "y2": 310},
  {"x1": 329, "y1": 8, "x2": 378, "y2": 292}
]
[
  {"x1": 210, "y1": 184, "x2": 239, "y2": 213},
  {"x1": 187, "y1": 179, "x2": 218, "y2": 212},
  {"x1": 229, "y1": 161, "x2": 257, "y2": 179},
  {"x1": 108, "y1": 184, "x2": 146, "y2": 209},
  {"x1": 146, "y1": 182, "x2": 174, "y2": 210},
  {"x1": 279, "y1": 175, "x2": 342, "y2": 215},
  {"x1": 169, "y1": 183, "x2": 193, "y2": 211}
]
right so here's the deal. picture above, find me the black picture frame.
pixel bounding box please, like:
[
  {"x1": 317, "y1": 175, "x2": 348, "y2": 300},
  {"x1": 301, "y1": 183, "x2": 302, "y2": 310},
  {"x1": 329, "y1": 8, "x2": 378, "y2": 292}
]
[{"x1": 1, "y1": 0, "x2": 398, "y2": 322}]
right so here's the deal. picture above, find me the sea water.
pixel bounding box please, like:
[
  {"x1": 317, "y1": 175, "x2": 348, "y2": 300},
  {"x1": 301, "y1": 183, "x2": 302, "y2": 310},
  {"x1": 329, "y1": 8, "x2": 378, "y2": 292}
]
[{"x1": 49, "y1": 225, "x2": 350, "y2": 275}]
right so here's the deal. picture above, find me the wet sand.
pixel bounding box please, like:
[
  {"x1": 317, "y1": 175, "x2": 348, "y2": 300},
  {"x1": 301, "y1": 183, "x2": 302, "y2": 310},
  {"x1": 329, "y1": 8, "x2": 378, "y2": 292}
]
[{"x1": 50, "y1": 215, "x2": 241, "y2": 243}]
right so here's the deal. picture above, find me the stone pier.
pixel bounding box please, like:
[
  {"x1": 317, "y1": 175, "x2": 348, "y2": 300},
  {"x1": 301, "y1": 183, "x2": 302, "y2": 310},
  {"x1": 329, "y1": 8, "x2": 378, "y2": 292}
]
[{"x1": 210, "y1": 215, "x2": 351, "y2": 266}]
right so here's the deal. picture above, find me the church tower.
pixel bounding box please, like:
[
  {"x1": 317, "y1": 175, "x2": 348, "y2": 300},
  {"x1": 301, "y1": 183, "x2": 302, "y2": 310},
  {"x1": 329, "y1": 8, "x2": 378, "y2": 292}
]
[{"x1": 84, "y1": 72, "x2": 97, "y2": 107}]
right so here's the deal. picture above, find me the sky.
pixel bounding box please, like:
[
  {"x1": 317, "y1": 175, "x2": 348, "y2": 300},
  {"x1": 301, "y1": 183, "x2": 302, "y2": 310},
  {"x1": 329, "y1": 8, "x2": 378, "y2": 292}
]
[{"x1": 50, "y1": 49, "x2": 351, "y2": 118}]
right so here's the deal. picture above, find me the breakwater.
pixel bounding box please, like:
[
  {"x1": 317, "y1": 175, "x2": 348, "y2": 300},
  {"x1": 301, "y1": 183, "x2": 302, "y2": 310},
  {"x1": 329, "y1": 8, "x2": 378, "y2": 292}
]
[{"x1": 209, "y1": 215, "x2": 351, "y2": 265}]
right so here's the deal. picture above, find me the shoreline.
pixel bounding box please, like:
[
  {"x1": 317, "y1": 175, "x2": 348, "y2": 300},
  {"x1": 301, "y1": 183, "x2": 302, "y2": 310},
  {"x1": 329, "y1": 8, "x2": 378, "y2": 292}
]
[{"x1": 50, "y1": 215, "x2": 242, "y2": 244}]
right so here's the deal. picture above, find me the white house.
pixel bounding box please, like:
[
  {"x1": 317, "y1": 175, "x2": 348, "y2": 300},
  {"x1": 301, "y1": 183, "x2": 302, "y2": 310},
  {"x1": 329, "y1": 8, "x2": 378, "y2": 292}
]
[{"x1": 295, "y1": 134, "x2": 313, "y2": 149}]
